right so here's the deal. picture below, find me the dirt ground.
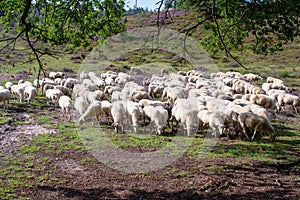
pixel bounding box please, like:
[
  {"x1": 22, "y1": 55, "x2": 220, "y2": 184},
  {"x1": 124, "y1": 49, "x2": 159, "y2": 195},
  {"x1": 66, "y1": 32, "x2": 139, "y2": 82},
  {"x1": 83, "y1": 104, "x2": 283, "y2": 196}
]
[{"x1": 1, "y1": 103, "x2": 300, "y2": 200}]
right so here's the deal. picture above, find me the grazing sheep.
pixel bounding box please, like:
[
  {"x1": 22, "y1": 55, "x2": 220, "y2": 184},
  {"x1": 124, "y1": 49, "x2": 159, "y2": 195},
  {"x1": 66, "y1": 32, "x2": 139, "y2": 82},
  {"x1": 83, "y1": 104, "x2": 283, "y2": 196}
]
[
  {"x1": 0, "y1": 89, "x2": 10, "y2": 105},
  {"x1": 45, "y1": 89, "x2": 64, "y2": 104},
  {"x1": 79, "y1": 71, "x2": 90, "y2": 82},
  {"x1": 42, "y1": 83, "x2": 56, "y2": 95},
  {"x1": 197, "y1": 109, "x2": 225, "y2": 137},
  {"x1": 130, "y1": 66, "x2": 143, "y2": 75},
  {"x1": 94, "y1": 90, "x2": 109, "y2": 101},
  {"x1": 132, "y1": 91, "x2": 152, "y2": 102},
  {"x1": 11, "y1": 84, "x2": 25, "y2": 102},
  {"x1": 143, "y1": 105, "x2": 168, "y2": 135},
  {"x1": 238, "y1": 112, "x2": 275, "y2": 142},
  {"x1": 54, "y1": 85, "x2": 72, "y2": 97},
  {"x1": 58, "y1": 95, "x2": 72, "y2": 121},
  {"x1": 161, "y1": 68, "x2": 169, "y2": 76},
  {"x1": 49, "y1": 71, "x2": 65, "y2": 79},
  {"x1": 277, "y1": 93, "x2": 300, "y2": 114},
  {"x1": 101, "y1": 100, "x2": 113, "y2": 122},
  {"x1": 243, "y1": 73, "x2": 263, "y2": 82},
  {"x1": 111, "y1": 101, "x2": 126, "y2": 133},
  {"x1": 267, "y1": 77, "x2": 284, "y2": 84},
  {"x1": 138, "y1": 99, "x2": 168, "y2": 108},
  {"x1": 74, "y1": 96, "x2": 89, "y2": 115},
  {"x1": 64, "y1": 78, "x2": 80, "y2": 89},
  {"x1": 24, "y1": 85, "x2": 37, "y2": 103},
  {"x1": 250, "y1": 94, "x2": 278, "y2": 111},
  {"x1": 208, "y1": 112, "x2": 226, "y2": 137},
  {"x1": 175, "y1": 108, "x2": 199, "y2": 136},
  {"x1": 79, "y1": 100, "x2": 102, "y2": 123},
  {"x1": 5, "y1": 82, "x2": 13, "y2": 91},
  {"x1": 125, "y1": 101, "x2": 144, "y2": 133}
]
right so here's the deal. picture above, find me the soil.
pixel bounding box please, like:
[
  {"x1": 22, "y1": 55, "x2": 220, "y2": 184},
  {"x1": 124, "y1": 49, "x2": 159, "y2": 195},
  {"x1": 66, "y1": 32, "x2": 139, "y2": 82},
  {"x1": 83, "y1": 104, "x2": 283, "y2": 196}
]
[{"x1": 1, "y1": 103, "x2": 300, "y2": 199}]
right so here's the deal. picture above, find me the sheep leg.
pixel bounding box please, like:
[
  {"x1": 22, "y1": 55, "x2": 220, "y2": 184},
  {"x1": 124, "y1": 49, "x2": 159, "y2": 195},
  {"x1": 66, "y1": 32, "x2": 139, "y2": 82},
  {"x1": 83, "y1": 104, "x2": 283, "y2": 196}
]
[
  {"x1": 251, "y1": 125, "x2": 259, "y2": 141},
  {"x1": 293, "y1": 105, "x2": 298, "y2": 114},
  {"x1": 241, "y1": 123, "x2": 250, "y2": 140}
]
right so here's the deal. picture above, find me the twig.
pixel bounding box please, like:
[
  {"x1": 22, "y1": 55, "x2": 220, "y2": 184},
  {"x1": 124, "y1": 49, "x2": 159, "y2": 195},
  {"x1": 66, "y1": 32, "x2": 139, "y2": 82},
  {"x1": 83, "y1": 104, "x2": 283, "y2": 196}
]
[{"x1": 212, "y1": 0, "x2": 248, "y2": 70}]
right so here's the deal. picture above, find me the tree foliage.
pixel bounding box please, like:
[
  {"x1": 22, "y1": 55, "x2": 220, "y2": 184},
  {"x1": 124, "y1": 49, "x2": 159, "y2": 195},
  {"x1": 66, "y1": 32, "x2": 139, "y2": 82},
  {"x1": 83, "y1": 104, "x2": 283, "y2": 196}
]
[
  {"x1": 161, "y1": 0, "x2": 300, "y2": 67},
  {"x1": 0, "y1": 0, "x2": 125, "y2": 77}
]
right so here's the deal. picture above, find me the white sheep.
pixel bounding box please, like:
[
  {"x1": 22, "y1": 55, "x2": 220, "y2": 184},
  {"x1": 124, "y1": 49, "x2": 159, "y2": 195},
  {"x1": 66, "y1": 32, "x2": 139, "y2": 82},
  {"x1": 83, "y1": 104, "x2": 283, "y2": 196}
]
[
  {"x1": 243, "y1": 73, "x2": 263, "y2": 82},
  {"x1": 24, "y1": 85, "x2": 37, "y2": 103},
  {"x1": 58, "y1": 95, "x2": 72, "y2": 121},
  {"x1": 101, "y1": 100, "x2": 113, "y2": 122},
  {"x1": 277, "y1": 93, "x2": 300, "y2": 114},
  {"x1": 143, "y1": 105, "x2": 168, "y2": 135},
  {"x1": 54, "y1": 85, "x2": 72, "y2": 97},
  {"x1": 130, "y1": 66, "x2": 143, "y2": 75},
  {"x1": 11, "y1": 84, "x2": 25, "y2": 102},
  {"x1": 79, "y1": 100, "x2": 102, "y2": 123},
  {"x1": 0, "y1": 89, "x2": 10, "y2": 106},
  {"x1": 111, "y1": 101, "x2": 126, "y2": 133},
  {"x1": 5, "y1": 82, "x2": 13, "y2": 91},
  {"x1": 267, "y1": 76, "x2": 284, "y2": 84},
  {"x1": 197, "y1": 109, "x2": 225, "y2": 137},
  {"x1": 45, "y1": 89, "x2": 64, "y2": 104},
  {"x1": 238, "y1": 112, "x2": 275, "y2": 142},
  {"x1": 138, "y1": 99, "x2": 168, "y2": 108},
  {"x1": 74, "y1": 96, "x2": 89, "y2": 115},
  {"x1": 79, "y1": 71, "x2": 90, "y2": 82},
  {"x1": 125, "y1": 101, "x2": 144, "y2": 133},
  {"x1": 250, "y1": 94, "x2": 278, "y2": 111}
]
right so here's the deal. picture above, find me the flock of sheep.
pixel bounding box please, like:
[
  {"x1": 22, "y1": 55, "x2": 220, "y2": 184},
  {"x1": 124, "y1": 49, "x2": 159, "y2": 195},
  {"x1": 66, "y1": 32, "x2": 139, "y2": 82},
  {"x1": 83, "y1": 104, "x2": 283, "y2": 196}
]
[{"x1": 1, "y1": 67, "x2": 299, "y2": 142}]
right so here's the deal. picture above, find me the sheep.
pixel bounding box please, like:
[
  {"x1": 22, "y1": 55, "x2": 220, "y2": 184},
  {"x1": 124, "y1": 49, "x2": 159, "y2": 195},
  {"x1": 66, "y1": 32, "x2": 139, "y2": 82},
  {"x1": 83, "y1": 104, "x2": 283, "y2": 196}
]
[
  {"x1": 58, "y1": 95, "x2": 72, "y2": 121},
  {"x1": 24, "y1": 85, "x2": 37, "y2": 103},
  {"x1": 94, "y1": 90, "x2": 109, "y2": 101},
  {"x1": 262, "y1": 82, "x2": 288, "y2": 93},
  {"x1": 183, "y1": 109, "x2": 200, "y2": 136},
  {"x1": 143, "y1": 105, "x2": 168, "y2": 135},
  {"x1": 111, "y1": 101, "x2": 126, "y2": 133},
  {"x1": 0, "y1": 89, "x2": 10, "y2": 106},
  {"x1": 54, "y1": 85, "x2": 72, "y2": 97},
  {"x1": 130, "y1": 66, "x2": 143, "y2": 75},
  {"x1": 238, "y1": 112, "x2": 275, "y2": 142},
  {"x1": 125, "y1": 101, "x2": 144, "y2": 133},
  {"x1": 11, "y1": 84, "x2": 25, "y2": 102},
  {"x1": 161, "y1": 68, "x2": 169, "y2": 76},
  {"x1": 49, "y1": 71, "x2": 65, "y2": 79},
  {"x1": 208, "y1": 112, "x2": 226, "y2": 137},
  {"x1": 138, "y1": 99, "x2": 168, "y2": 108},
  {"x1": 63, "y1": 78, "x2": 80, "y2": 89},
  {"x1": 42, "y1": 83, "x2": 56, "y2": 95},
  {"x1": 171, "y1": 99, "x2": 201, "y2": 135},
  {"x1": 104, "y1": 85, "x2": 122, "y2": 95},
  {"x1": 5, "y1": 82, "x2": 13, "y2": 91},
  {"x1": 131, "y1": 91, "x2": 152, "y2": 102},
  {"x1": 74, "y1": 96, "x2": 89, "y2": 115},
  {"x1": 33, "y1": 79, "x2": 43, "y2": 88},
  {"x1": 250, "y1": 94, "x2": 278, "y2": 111},
  {"x1": 243, "y1": 73, "x2": 263, "y2": 82},
  {"x1": 197, "y1": 109, "x2": 226, "y2": 137},
  {"x1": 267, "y1": 76, "x2": 284, "y2": 85},
  {"x1": 79, "y1": 100, "x2": 102, "y2": 123},
  {"x1": 84, "y1": 91, "x2": 101, "y2": 104},
  {"x1": 45, "y1": 89, "x2": 64, "y2": 104},
  {"x1": 79, "y1": 71, "x2": 90, "y2": 82},
  {"x1": 101, "y1": 100, "x2": 113, "y2": 122},
  {"x1": 277, "y1": 93, "x2": 300, "y2": 114}
]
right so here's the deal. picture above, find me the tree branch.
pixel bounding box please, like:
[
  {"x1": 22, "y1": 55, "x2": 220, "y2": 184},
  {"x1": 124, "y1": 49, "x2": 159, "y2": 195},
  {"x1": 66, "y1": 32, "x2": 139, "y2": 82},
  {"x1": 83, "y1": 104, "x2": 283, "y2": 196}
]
[{"x1": 212, "y1": 0, "x2": 248, "y2": 70}]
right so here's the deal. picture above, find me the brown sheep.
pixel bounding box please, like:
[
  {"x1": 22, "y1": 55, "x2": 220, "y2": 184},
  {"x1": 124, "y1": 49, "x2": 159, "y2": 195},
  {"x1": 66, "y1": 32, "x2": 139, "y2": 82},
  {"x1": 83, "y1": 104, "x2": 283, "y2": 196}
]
[{"x1": 238, "y1": 112, "x2": 275, "y2": 142}]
